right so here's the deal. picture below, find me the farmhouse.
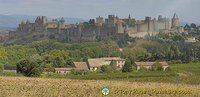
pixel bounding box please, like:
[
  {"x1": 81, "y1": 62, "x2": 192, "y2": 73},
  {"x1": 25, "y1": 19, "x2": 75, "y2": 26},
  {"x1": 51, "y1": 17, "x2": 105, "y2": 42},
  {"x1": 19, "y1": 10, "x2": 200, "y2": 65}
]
[
  {"x1": 54, "y1": 57, "x2": 126, "y2": 73},
  {"x1": 87, "y1": 57, "x2": 126, "y2": 71},
  {"x1": 55, "y1": 68, "x2": 73, "y2": 74},
  {"x1": 134, "y1": 62, "x2": 168, "y2": 71}
]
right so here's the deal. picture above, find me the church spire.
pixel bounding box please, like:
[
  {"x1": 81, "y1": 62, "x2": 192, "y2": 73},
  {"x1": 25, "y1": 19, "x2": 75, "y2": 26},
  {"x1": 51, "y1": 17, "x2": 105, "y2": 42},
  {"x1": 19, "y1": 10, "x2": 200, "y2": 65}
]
[
  {"x1": 128, "y1": 14, "x2": 131, "y2": 19},
  {"x1": 21, "y1": 20, "x2": 24, "y2": 24},
  {"x1": 26, "y1": 20, "x2": 30, "y2": 24},
  {"x1": 173, "y1": 13, "x2": 178, "y2": 19}
]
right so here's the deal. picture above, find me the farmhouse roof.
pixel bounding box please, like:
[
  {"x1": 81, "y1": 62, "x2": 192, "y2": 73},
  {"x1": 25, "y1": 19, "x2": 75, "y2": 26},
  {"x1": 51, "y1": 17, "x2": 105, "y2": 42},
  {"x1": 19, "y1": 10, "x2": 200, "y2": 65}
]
[
  {"x1": 73, "y1": 62, "x2": 89, "y2": 70},
  {"x1": 135, "y1": 62, "x2": 168, "y2": 66}
]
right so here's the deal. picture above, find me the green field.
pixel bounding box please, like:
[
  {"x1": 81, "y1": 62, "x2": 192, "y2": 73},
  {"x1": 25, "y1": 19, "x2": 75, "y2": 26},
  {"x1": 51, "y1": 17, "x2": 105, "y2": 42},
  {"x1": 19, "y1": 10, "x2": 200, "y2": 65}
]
[{"x1": 46, "y1": 63, "x2": 200, "y2": 85}]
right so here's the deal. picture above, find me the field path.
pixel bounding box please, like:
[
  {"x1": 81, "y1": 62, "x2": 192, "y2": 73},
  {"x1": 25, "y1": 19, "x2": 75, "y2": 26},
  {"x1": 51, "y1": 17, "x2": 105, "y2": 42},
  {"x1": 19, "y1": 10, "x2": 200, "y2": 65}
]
[{"x1": 0, "y1": 76, "x2": 199, "y2": 97}]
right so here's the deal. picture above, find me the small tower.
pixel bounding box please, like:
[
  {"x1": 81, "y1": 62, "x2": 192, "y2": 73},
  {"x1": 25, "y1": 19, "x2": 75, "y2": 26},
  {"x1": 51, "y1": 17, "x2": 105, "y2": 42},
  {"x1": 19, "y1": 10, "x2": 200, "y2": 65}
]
[
  {"x1": 60, "y1": 17, "x2": 65, "y2": 24},
  {"x1": 21, "y1": 21, "x2": 24, "y2": 24},
  {"x1": 59, "y1": 17, "x2": 65, "y2": 28},
  {"x1": 42, "y1": 16, "x2": 47, "y2": 24},
  {"x1": 172, "y1": 13, "x2": 179, "y2": 28},
  {"x1": 35, "y1": 16, "x2": 42, "y2": 24},
  {"x1": 26, "y1": 20, "x2": 30, "y2": 24}
]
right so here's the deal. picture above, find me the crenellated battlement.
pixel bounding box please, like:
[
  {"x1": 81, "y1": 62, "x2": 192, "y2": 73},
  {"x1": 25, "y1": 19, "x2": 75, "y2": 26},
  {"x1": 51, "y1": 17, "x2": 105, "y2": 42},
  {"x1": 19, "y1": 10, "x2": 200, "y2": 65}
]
[{"x1": 9, "y1": 14, "x2": 184, "y2": 41}]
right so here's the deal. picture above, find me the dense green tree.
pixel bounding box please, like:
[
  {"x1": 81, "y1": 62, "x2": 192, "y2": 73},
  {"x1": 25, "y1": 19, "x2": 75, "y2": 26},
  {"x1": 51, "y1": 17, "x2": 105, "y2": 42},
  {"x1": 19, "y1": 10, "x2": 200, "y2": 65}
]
[
  {"x1": 16, "y1": 59, "x2": 41, "y2": 77},
  {"x1": 122, "y1": 60, "x2": 133, "y2": 72},
  {"x1": 53, "y1": 56, "x2": 65, "y2": 67},
  {"x1": 44, "y1": 63, "x2": 54, "y2": 72}
]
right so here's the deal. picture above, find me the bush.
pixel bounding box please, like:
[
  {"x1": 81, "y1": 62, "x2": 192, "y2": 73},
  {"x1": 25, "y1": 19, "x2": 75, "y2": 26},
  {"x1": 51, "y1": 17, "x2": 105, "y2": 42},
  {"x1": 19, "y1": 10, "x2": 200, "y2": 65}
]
[
  {"x1": 152, "y1": 62, "x2": 164, "y2": 71},
  {"x1": 71, "y1": 68, "x2": 77, "y2": 74},
  {"x1": 16, "y1": 59, "x2": 41, "y2": 77},
  {"x1": 138, "y1": 66, "x2": 147, "y2": 71},
  {"x1": 165, "y1": 67, "x2": 172, "y2": 71},
  {"x1": 112, "y1": 66, "x2": 121, "y2": 73},
  {"x1": 132, "y1": 66, "x2": 136, "y2": 72},
  {"x1": 122, "y1": 61, "x2": 133, "y2": 72},
  {"x1": 44, "y1": 63, "x2": 54, "y2": 72},
  {"x1": 168, "y1": 60, "x2": 182, "y2": 65},
  {"x1": 0, "y1": 63, "x2": 4, "y2": 73},
  {"x1": 70, "y1": 69, "x2": 88, "y2": 75},
  {"x1": 100, "y1": 65, "x2": 113, "y2": 73}
]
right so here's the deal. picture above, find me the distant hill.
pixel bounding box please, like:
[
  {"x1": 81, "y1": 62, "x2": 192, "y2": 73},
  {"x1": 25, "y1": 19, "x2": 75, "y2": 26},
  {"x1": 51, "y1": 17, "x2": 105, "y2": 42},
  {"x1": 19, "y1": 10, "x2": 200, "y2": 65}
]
[{"x1": 0, "y1": 14, "x2": 86, "y2": 29}]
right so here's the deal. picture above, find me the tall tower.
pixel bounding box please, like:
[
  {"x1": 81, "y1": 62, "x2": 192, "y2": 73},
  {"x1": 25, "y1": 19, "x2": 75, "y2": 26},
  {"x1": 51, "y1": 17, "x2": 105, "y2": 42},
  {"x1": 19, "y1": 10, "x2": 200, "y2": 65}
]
[
  {"x1": 172, "y1": 13, "x2": 179, "y2": 28},
  {"x1": 96, "y1": 16, "x2": 104, "y2": 24},
  {"x1": 42, "y1": 16, "x2": 47, "y2": 24}
]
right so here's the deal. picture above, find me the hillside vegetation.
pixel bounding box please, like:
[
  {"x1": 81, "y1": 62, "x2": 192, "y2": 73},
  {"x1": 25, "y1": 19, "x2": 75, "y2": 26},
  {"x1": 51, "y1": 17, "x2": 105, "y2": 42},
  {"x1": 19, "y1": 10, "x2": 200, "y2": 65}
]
[{"x1": 1, "y1": 32, "x2": 200, "y2": 71}]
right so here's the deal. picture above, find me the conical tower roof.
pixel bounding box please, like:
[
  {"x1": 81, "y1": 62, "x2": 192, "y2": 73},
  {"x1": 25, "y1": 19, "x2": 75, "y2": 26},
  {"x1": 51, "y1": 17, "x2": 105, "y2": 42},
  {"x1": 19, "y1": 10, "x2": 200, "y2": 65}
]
[
  {"x1": 60, "y1": 17, "x2": 65, "y2": 23},
  {"x1": 21, "y1": 20, "x2": 24, "y2": 24},
  {"x1": 173, "y1": 13, "x2": 178, "y2": 18}
]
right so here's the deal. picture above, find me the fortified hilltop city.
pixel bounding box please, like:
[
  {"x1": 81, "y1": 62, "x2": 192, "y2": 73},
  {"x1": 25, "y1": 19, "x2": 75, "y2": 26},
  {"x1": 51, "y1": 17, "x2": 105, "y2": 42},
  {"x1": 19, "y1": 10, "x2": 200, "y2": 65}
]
[{"x1": 9, "y1": 13, "x2": 184, "y2": 41}]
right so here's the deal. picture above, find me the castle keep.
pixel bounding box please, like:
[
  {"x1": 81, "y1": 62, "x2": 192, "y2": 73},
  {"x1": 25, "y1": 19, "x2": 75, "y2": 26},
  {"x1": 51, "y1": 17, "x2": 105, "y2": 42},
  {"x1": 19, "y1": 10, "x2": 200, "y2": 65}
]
[{"x1": 9, "y1": 14, "x2": 184, "y2": 41}]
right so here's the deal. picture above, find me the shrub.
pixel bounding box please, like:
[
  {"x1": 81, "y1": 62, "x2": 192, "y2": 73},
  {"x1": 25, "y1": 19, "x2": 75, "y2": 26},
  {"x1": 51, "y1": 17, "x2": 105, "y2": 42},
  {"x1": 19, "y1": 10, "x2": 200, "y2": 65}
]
[
  {"x1": 152, "y1": 62, "x2": 163, "y2": 71},
  {"x1": 168, "y1": 60, "x2": 182, "y2": 64},
  {"x1": 122, "y1": 61, "x2": 133, "y2": 72},
  {"x1": 71, "y1": 68, "x2": 77, "y2": 74},
  {"x1": 132, "y1": 66, "x2": 136, "y2": 72},
  {"x1": 165, "y1": 67, "x2": 172, "y2": 71},
  {"x1": 138, "y1": 66, "x2": 147, "y2": 71},
  {"x1": 70, "y1": 69, "x2": 88, "y2": 75},
  {"x1": 29, "y1": 68, "x2": 41, "y2": 77},
  {"x1": 112, "y1": 66, "x2": 121, "y2": 73},
  {"x1": 44, "y1": 64, "x2": 54, "y2": 72},
  {"x1": 100, "y1": 65, "x2": 113, "y2": 73}
]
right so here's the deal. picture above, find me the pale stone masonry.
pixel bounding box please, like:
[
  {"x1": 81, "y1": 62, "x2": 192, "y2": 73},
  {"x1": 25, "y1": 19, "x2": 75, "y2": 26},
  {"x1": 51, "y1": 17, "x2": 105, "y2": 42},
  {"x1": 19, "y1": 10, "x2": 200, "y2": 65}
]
[
  {"x1": 134, "y1": 62, "x2": 169, "y2": 71},
  {"x1": 9, "y1": 14, "x2": 184, "y2": 41}
]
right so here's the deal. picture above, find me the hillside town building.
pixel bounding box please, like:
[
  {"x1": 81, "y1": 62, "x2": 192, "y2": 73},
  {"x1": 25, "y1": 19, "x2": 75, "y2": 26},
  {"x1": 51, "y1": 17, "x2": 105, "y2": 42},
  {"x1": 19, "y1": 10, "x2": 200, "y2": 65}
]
[{"x1": 9, "y1": 14, "x2": 184, "y2": 41}]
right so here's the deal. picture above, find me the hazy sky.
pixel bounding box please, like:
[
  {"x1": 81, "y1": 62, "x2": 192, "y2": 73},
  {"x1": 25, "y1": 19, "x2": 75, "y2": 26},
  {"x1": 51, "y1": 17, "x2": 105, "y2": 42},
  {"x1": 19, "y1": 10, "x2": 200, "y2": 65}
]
[{"x1": 0, "y1": 0, "x2": 199, "y2": 23}]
